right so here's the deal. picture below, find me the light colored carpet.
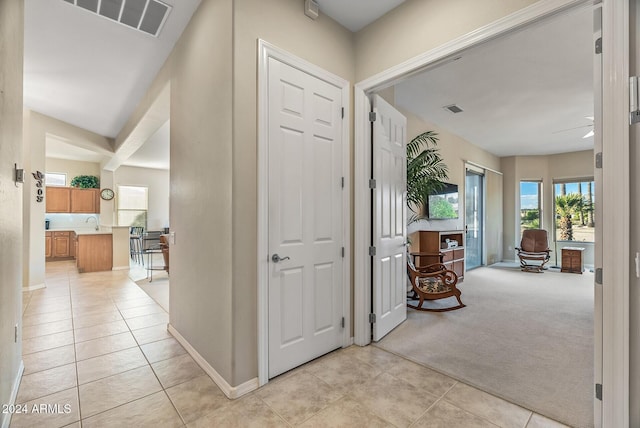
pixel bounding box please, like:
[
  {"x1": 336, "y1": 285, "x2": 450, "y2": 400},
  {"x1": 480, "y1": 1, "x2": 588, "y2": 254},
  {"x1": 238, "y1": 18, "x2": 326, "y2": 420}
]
[
  {"x1": 134, "y1": 272, "x2": 169, "y2": 312},
  {"x1": 376, "y1": 264, "x2": 594, "y2": 428}
]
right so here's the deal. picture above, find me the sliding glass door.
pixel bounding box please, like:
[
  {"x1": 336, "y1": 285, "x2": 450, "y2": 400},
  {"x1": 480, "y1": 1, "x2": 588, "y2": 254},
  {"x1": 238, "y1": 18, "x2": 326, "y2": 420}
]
[{"x1": 465, "y1": 170, "x2": 484, "y2": 270}]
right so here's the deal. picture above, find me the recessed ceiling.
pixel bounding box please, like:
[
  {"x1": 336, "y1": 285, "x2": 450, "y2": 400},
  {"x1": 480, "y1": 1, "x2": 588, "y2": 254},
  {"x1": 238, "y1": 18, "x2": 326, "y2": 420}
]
[
  {"x1": 317, "y1": 0, "x2": 406, "y2": 32},
  {"x1": 24, "y1": 0, "x2": 200, "y2": 139},
  {"x1": 394, "y1": 7, "x2": 594, "y2": 157}
]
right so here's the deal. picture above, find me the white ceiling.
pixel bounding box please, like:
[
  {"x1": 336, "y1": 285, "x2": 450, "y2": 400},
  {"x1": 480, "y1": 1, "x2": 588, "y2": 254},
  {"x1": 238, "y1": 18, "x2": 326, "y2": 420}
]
[
  {"x1": 121, "y1": 120, "x2": 170, "y2": 169},
  {"x1": 32, "y1": 0, "x2": 593, "y2": 169},
  {"x1": 317, "y1": 0, "x2": 405, "y2": 32},
  {"x1": 394, "y1": 7, "x2": 594, "y2": 157}
]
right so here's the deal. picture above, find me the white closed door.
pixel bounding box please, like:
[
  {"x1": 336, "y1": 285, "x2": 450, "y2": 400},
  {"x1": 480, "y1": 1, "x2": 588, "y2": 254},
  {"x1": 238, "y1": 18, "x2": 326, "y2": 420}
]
[
  {"x1": 372, "y1": 94, "x2": 407, "y2": 341},
  {"x1": 267, "y1": 57, "x2": 344, "y2": 378}
]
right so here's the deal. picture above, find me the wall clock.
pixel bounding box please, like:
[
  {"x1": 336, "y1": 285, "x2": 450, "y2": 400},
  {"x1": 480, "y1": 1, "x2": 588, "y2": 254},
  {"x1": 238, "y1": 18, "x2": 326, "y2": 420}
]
[{"x1": 100, "y1": 188, "x2": 115, "y2": 201}]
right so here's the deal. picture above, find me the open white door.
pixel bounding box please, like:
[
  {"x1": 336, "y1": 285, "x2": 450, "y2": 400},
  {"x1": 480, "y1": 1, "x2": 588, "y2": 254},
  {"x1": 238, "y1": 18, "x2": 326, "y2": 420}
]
[
  {"x1": 371, "y1": 95, "x2": 407, "y2": 341},
  {"x1": 267, "y1": 57, "x2": 344, "y2": 378},
  {"x1": 592, "y1": 6, "x2": 603, "y2": 427}
]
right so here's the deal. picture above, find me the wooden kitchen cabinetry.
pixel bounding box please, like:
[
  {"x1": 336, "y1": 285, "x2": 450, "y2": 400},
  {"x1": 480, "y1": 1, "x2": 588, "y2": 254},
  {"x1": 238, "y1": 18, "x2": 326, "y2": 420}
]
[
  {"x1": 45, "y1": 187, "x2": 100, "y2": 213},
  {"x1": 45, "y1": 232, "x2": 52, "y2": 258},
  {"x1": 71, "y1": 188, "x2": 100, "y2": 213},
  {"x1": 45, "y1": 187, "x2": 71, "y2": 213},
  {"x1": 46, "y1": 230, "x2": 75, "y2": 261},
  {"x1": 409, "y1": 230, "x2": 465, "y2": 281}
]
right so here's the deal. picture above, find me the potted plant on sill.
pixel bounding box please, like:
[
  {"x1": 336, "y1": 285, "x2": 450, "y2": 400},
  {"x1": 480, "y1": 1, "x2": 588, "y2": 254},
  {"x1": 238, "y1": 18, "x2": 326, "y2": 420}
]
[{"x1": 70, "y1": 175, "x2": 99, "y2": 189}]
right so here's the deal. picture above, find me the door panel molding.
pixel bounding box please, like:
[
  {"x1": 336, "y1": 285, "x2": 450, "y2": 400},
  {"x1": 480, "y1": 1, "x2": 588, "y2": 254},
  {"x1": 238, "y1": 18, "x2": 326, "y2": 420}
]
[{"x1": 257, "y1": 40, "x2": 351, "y2": 386}]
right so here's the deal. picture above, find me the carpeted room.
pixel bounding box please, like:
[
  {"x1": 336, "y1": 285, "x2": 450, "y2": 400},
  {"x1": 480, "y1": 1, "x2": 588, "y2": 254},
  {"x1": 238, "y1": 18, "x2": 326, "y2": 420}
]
[{"x1": 377, "y1": 264, "x2": 594, "y2": 428}]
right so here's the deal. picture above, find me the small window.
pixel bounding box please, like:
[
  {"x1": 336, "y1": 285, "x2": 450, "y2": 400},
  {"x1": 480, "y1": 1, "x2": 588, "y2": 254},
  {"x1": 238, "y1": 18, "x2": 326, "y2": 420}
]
[
  {"x1": 520, "y1": 181, "x2": 542, "y2": 236},
  {"x1": 45, "y1": 172, "x2": 67, "y2": 186},
  {"x1": 117, "y1": 185, "x2": 148, "y2": 228}
]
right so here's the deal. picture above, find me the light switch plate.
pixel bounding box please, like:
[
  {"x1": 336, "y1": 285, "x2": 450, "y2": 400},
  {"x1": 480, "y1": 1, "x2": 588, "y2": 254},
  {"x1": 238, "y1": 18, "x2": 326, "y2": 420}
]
[{"x1": 170, "y1": 232, "x2": 176, "y2": 245}]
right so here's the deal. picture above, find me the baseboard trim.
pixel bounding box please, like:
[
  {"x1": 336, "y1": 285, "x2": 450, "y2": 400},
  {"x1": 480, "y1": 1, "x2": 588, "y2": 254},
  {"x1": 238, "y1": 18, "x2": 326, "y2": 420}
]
[
  {"x1": 167, "y1": 324, "x2": 259, "y2": 399},
  {"x1": 22, "y1": 283, "x2": 45, "y2": 292},
  {"x1": 112, "y1": 266, "x2": 130, "y2": 271},
  {"x1": 1, "y1": 361, "x2": 24, "y2": 428}
]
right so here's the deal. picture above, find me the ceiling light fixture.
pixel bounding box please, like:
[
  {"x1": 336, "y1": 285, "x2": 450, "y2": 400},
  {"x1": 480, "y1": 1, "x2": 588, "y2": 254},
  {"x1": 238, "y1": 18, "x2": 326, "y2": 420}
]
[{"x1": 62, "y1": 0, "x2": 172, "y2": 37}]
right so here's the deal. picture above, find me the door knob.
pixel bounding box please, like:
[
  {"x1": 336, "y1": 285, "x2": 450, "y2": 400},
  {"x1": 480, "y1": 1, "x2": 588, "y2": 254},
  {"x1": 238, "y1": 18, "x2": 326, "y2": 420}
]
[{"x1": 271, "y1": 254, "x2": 290, "y2": 263}]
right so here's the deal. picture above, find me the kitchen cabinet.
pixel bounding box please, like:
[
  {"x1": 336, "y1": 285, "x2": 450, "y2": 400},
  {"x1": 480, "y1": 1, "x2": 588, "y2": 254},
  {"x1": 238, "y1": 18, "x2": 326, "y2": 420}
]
[
  {"x1": 71, "y1": 188, "x2": 100, "y2": 213},
  {"x1": 45, "y1": 187, "x2": 100, "y2": 213},
  {"x1": 46, "y1": 231, "x2": 75, "y2": 260},
  {"x1": 53, "y1": 231, "x2": 70, "y2": 258},
  {"x1": 46, "y1": 187, "x2": 71, "y2": 212},
  {"x1": 45, "y1": 232, "x2": 52, "y2": 258}
]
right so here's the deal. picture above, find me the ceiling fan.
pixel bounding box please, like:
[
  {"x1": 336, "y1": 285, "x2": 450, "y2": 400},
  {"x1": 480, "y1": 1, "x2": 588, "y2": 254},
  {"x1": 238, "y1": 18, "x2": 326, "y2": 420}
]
[{"x1": 552, "y1": 116, "x2": 594, "y2": 139}]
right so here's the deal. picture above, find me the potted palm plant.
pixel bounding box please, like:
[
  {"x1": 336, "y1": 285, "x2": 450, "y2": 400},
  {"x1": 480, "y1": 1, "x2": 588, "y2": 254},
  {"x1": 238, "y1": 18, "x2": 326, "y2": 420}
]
[{"x1": 407, "y1": 131, "x2": 449, "y2": 224}]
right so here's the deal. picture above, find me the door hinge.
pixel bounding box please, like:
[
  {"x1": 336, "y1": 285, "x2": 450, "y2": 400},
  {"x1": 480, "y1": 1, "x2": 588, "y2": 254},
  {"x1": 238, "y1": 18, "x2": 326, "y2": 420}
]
[
  {"x1": 595, "y1": 268, "x2": 603, "y2": 285},
  {"x1": 341, "y1": 317, "x2": 345, "y2": 328},
  {"x1": 341, "y1": 247, "x2": 345, "y2": 258},
  {"x1": 368, "y1": 246, "x2": 376, "y2": 256},
  {"x1": 341, "y1": 107, "x2": 345, "y2": 119},
  {"x1": 369, "y1": 111, "x2": 376, "y2": 122},
  {"x1": 369, "y1": 313, "x2": 376, "y2": 323},
  {"x1": 595, "y1": 37, "x2": 602, "y2": 54},
  {"x1": 630, "y1": 76, "x2": 640, "y2": 124},
  {"x1": 595, "y1": 152, "x2": 602, "y2": 169},
  {"x1": 369, "y1": 178, "x2": 376, "y2": 189},
  {"x1": 341, "y1": 177, "x2": 345, "y2": 188},
  {"x1": 14, "y1": 324, "x2": 18, "y2": 343},
  {"x1": 595, "y1": 383, "x2": 602, "y2": 400}
]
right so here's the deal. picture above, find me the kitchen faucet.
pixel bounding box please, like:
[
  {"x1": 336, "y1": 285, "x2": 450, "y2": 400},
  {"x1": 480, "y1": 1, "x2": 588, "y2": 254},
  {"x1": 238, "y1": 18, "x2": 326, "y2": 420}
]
[{"x1": 86, "y1": 216, "x2": 99, "y2": 231}]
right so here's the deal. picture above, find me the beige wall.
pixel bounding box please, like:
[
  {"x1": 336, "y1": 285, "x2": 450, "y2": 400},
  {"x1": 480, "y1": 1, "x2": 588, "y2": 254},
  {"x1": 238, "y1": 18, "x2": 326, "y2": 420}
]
[
  {"x1": 354, "y1": 0, "x2": 539, "y2": 81},
  {"x1": 403, "y1": 109, "x2": 501, "y2": 228},
  {"x1": 0, "y1": 0, "x2": 24, "y2": 425},
  {"x1": 501, "y1": 150, "x2": 594, "y2": 264},
  {"x1": 114, "y1": 166, "x2": 169, "y2": 230},
  {"x1": 45, "y1": 158, "x2": 100, "y2": 184},
  {"x1": 231, "y1": 0, "x2": 355, "y2": 385}
]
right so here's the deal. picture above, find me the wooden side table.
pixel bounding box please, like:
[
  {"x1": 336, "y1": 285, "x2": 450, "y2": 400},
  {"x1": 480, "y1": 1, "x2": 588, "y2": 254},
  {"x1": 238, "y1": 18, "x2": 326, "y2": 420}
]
[{"x1": 561, "y1": 247, "x2": 585, "y2": 274}]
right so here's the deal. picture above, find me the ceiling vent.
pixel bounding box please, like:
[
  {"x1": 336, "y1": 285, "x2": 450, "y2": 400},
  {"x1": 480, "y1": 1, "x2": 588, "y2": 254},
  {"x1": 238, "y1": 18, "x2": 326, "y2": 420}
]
[
  {"x1": 443, "y1": 104, "x2": 464, "y2": 114},
  {"x1": 63, "y1": 0, "x2": 172, "y2": 37}
]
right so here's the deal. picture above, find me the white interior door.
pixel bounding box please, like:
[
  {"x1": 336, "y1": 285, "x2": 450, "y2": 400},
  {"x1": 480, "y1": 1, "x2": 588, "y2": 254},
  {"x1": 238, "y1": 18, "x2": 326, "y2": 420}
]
[
  {"x1": 592, "y1": 6, "x2": 603, "y2": 427},
  {"x1": 372, "y1": 94, "x2": 407, "y2": 341},
  {"x1": 267, "y1": 57, "x2": 344, "y2": 378}
]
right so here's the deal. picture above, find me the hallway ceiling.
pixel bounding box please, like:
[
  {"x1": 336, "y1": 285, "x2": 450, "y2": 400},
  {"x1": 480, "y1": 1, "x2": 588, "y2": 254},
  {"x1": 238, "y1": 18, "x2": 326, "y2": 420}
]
[
  {"x1": 24, "y1": 0, "x2": 200, "y2": 139},
  {"x1": 30, "y1": 1, "x2": 593, "y2": 167}
]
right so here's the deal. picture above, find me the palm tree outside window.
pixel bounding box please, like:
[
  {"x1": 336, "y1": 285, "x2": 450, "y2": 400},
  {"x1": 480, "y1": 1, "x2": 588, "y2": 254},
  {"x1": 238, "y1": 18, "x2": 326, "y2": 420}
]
[{"x1": 553, "y1": 179, "x2": 595, "y2": 242}]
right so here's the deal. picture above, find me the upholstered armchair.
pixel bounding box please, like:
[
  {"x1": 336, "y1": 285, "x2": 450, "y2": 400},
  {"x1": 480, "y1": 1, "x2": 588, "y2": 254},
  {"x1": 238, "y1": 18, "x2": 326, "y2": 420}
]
[{"x1": 516, "y1": 229, "x2": 551, "y2": 272}]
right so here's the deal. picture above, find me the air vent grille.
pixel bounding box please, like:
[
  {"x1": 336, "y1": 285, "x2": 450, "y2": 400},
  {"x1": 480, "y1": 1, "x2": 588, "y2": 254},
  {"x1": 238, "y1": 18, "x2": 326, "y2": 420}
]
[
  {"x1": 443, "y1": 104, "x2": 464, "y2": 114},
  {"x1": 63, "y1": 0, "x2": 171, "y2": 37}
]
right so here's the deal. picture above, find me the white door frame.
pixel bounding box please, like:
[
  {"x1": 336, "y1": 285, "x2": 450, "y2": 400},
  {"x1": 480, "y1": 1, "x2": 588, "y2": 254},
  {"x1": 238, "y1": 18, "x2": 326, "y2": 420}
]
[
  {"x1": 353, "y1": 0, "x2": 629, "y2": 426},
  {"x1": 257, "y1": 40, "x2": 351, "y2": 387}
]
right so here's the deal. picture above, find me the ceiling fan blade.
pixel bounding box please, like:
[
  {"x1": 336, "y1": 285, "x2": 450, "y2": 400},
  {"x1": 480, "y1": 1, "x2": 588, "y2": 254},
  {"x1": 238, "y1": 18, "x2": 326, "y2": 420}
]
[
  {"x1": 552, "y1": 124, "x2": 593, "y2": 134},
  {"x1": 583, "y1": 129, "x2": 594, "y2": 139}
]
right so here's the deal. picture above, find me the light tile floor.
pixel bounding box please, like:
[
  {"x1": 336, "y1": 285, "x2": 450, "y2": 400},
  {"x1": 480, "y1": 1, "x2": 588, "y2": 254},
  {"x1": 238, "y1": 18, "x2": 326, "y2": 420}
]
[{"x1": 10, "y1": 261, "x2": 571, "y2": 428}]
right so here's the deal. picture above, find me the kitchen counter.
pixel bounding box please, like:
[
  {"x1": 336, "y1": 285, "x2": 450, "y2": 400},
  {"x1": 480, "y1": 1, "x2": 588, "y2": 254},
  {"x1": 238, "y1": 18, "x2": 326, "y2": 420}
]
[{"x1": 73, "y1": 229, "x2": 112, "y2": 236}]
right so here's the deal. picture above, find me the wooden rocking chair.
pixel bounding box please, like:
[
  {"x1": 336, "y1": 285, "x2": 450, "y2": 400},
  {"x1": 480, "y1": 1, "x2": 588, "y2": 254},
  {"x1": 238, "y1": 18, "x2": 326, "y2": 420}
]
[{"x1": 407, "y1": 262, "x2": 465, "y2": 312}]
